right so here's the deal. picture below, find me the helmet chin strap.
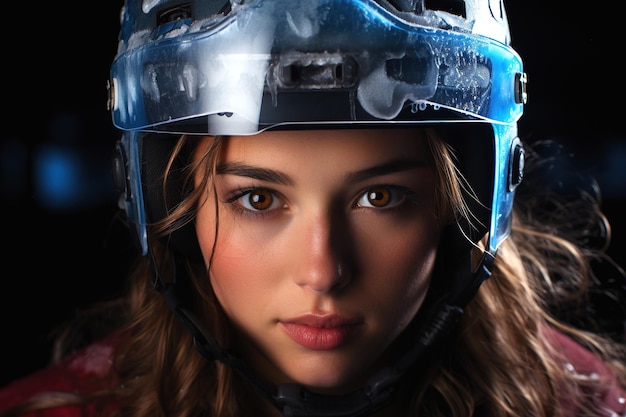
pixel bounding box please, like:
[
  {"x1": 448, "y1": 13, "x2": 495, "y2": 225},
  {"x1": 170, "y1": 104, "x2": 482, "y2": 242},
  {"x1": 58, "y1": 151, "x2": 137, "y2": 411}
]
[{"x1": 149, "y1": 245, "x2": 494, "y2": 417}]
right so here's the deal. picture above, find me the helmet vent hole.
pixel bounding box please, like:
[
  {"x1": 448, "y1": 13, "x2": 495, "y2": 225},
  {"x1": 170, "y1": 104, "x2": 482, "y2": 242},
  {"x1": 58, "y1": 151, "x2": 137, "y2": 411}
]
[
  {"x1": 387, "y1": 0, "x2": 466, "y2": 18},
  {"x1": 157, "y1": 4, "x2": 192, "y2": 25},
  {"x1": 423, "y1": 0, "x2": 466, "y2": 17}
]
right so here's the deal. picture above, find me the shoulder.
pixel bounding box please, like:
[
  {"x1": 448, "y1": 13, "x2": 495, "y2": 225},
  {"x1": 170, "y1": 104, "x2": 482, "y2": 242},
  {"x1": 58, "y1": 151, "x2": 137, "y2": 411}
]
[
  {"x1": 0, "y1": 331, "x2": 125, "y2": 417},
  {"x1": 542, "y1": 325, "x2": 626, "y2": 416}
]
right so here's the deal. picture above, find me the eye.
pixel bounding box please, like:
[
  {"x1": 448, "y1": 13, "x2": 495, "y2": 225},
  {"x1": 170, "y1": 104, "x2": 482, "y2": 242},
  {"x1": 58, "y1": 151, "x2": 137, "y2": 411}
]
[
  {"x1": 355, "y1": 186, "x2": 407, "y2": 208},
  {"x1": 233, "y1": 188, "x2": 283, "y2": 212}
]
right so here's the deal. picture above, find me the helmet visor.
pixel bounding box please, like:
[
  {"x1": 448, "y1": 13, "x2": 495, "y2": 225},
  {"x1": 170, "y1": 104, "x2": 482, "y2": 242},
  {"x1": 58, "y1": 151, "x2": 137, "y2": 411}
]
[{"x1": 110, "y1": 0, "x2": 524, "y2": 135}]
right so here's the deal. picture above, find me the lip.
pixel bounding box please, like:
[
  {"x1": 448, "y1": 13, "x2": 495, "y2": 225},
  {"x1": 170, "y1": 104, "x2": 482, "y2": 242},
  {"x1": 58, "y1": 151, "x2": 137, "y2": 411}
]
[{"x1": 279, "y1": 314, "x2": 363, "y2": 351}]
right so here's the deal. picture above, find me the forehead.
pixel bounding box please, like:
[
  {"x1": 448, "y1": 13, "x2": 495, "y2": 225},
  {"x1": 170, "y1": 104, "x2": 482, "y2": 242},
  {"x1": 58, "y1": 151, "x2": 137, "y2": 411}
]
[{"x1": 219, "y1": 128, "x2": 431, "y2": 164}]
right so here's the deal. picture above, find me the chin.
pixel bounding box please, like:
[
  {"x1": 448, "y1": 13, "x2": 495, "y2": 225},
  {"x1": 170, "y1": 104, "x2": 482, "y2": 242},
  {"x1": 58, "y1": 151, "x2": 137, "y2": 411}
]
[{"x1": 282, "y1": 358, "x2": 372, "y2": 395}]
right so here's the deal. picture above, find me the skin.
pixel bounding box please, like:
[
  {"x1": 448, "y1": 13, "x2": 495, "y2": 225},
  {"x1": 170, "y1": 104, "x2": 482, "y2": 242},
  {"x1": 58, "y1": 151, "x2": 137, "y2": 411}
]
[{"x1": 194, "y1": 128, "x2": 442, "y2": 398}]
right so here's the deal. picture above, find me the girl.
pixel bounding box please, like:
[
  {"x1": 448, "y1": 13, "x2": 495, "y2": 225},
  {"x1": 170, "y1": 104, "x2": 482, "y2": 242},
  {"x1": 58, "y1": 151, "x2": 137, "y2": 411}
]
[{"x1": 1, "y1": 0, "x2": 624, "y2": 416}]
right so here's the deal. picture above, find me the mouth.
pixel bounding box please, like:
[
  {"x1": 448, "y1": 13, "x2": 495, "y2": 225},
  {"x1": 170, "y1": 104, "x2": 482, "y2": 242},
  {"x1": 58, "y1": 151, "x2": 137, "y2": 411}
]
[{"x1": 279, "y1": 314, "x2": 364, "y2": 351}]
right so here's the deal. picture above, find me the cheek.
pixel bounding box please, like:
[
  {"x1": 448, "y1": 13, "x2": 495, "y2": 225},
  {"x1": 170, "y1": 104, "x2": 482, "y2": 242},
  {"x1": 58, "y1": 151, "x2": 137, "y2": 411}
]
[
  {"x1": 357, "y1": 215, "x2": 439, "y2": 280},
  {"x1": 357, "y1": 219, "x2": 440, "y2": 326},
  {"x1": 196, "y1": 207, "x2": 275, "y2": 318},
  {"x1": 387, "y1": 235, "x2": 436, "y2": 298},
  {"x1": 393, "y1": 235, "x2": 437, "y2": 309}
]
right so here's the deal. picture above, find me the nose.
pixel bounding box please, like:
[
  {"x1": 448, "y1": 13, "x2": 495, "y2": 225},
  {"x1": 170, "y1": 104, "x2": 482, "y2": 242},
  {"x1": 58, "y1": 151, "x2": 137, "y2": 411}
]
[{"x1": 293, "y1": 213, "x2": 351, "y2": 293}]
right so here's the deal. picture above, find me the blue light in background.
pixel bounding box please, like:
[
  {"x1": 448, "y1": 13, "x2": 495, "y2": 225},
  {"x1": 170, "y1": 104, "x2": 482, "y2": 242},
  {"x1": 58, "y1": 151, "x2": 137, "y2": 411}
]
[
  {"x1": 32, "y1": 143, "x2": 116, "y2": 212},
  {"x1": 34, "y1": 146, "x2": 83, "y2": 210},
  {"x1": 20, "y1": 111, "x2": 118, "y2": 212}
]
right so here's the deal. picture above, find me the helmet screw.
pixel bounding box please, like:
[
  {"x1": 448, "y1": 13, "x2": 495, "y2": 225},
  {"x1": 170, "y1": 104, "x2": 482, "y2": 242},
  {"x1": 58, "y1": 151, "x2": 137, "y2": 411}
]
[
  {"x1": 509, "y1": 141, "x2": 524, "y2": 190},
  {"x1": 515, "y1": 72, "x2": 528, "y2": 104}
]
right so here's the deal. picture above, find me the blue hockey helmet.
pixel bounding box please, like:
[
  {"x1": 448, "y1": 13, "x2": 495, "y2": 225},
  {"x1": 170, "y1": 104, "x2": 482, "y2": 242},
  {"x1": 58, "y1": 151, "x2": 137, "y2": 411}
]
[{"x1": 109, "y1": 0, "x2": 526, "y2": 264}]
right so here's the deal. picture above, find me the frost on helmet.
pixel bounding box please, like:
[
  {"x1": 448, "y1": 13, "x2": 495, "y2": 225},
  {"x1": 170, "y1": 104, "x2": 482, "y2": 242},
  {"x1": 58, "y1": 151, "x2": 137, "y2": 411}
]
[{"x1": 109, "y1": 0, "x2": 524, "y2": 135}]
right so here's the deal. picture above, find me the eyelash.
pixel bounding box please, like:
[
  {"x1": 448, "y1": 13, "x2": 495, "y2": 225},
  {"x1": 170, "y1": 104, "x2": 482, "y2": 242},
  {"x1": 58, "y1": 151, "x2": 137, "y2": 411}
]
[{"x1": 224, "y1": 185, "x2": 418, "y2": 217}]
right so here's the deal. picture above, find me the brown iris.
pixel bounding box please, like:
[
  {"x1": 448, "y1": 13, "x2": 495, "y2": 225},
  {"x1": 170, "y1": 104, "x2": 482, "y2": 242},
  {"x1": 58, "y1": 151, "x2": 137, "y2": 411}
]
[
  {"x1": 366, "y1": 187, "x2": 391, "y2": 207},
  {"x1": 248, "y1": 190, "x2": 273, "y2": 210}
]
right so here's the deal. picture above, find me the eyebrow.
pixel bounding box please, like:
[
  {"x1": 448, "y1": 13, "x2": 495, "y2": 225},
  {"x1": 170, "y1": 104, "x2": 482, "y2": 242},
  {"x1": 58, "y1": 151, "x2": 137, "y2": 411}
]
[
  {"x1": 217, "y1": 158, "x2": 426, "y2": 186},
  {"x1": 345, "y1": 158, "x2": 426, "y2": 183},
  {"x1": 216, "y1": 162, "x2": 293, "y2": 185}
]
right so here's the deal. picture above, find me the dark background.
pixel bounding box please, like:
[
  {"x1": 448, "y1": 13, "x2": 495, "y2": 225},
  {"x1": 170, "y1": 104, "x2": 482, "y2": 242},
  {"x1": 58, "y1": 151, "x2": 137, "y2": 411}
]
[{"x1": 2, "y1": 1, "x2": 624, "y2": 386}]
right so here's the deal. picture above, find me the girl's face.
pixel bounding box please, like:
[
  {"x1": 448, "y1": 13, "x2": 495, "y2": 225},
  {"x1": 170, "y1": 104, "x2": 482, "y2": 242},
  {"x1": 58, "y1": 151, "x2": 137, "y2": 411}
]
[{"x1": 195, "y1": 128, "x2": 441, "y2": 394}]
